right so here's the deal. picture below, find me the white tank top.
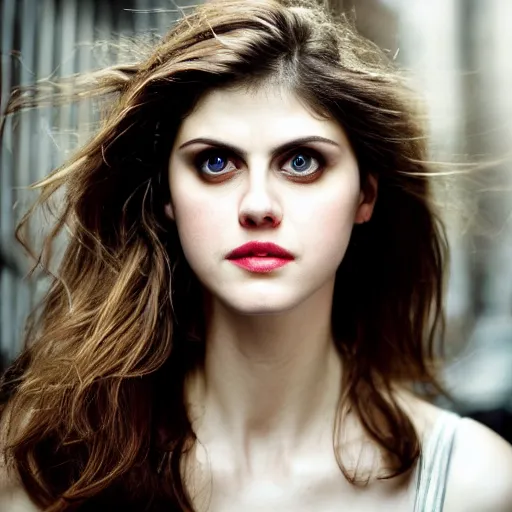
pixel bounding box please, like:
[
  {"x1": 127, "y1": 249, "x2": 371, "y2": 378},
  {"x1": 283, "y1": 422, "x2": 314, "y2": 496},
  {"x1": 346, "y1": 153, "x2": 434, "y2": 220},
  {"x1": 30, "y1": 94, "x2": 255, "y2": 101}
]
[{"x1": 413, "y1": 411, "x2": 460, "y2": 511}]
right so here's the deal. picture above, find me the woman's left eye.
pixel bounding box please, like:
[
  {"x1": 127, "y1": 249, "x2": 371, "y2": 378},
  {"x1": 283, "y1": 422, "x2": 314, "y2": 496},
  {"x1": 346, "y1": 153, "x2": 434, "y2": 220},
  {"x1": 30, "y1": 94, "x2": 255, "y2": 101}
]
[{"x1": 281, "y1": 151, "x2": 323, "y2": 177}]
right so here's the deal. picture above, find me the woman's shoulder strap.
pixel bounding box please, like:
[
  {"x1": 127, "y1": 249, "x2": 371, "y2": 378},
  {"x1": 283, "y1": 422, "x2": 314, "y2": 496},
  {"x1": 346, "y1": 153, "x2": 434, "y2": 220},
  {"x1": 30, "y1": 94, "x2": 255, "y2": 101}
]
[{"x1": 413, "y1": 410, "x2": 461, "y2": 512}]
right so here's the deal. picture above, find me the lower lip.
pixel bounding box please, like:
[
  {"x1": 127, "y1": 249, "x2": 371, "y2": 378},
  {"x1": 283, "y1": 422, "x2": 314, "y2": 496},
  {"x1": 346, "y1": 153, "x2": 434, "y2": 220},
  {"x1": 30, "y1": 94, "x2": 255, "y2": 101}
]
[{"x1": 228, "y1": 257, "x2": 293, "y2": 273}]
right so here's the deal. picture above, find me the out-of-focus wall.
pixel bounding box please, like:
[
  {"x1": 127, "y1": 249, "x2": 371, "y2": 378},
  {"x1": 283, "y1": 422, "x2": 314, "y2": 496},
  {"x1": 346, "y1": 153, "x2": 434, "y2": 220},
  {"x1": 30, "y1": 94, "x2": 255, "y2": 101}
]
[{"x1": 1, "y1": 0, "x2": 511, "y2": 433}]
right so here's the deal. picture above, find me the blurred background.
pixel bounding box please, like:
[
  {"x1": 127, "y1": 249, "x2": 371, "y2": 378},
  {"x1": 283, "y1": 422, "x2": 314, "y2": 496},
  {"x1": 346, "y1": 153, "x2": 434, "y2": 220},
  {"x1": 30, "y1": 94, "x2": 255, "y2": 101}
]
[{"x1": 1, "y1": 0, "x2": 511, "y2": 441}]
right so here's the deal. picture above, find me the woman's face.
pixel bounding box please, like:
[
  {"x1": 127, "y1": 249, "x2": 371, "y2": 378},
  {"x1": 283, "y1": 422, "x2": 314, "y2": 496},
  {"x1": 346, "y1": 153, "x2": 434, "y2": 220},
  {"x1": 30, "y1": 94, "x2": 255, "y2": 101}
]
[{"x1": 167, "y1": 85, "x2": 375, "y2": 315}]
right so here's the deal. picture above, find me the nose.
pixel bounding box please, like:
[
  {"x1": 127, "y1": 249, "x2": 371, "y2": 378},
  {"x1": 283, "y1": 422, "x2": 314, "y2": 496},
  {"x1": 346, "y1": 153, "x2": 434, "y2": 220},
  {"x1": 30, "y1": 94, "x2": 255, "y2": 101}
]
[{"x1": 238, "y1": 172, "x2": 283, "y2": 229}]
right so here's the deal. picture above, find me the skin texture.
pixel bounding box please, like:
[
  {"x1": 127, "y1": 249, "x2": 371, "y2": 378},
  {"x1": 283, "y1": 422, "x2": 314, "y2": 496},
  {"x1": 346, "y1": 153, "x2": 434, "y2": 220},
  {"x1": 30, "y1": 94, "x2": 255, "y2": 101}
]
[{"x1": 167, "y1": 85, "x2": 373, "y2": 317}]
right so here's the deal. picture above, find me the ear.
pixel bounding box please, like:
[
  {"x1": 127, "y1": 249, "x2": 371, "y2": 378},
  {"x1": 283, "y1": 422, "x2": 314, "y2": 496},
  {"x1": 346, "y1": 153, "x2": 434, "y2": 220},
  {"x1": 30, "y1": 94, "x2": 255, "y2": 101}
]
[
  {"x1": 164, "y1": 202, "x2": 175, "y2": 221},
  {"x1": 354, "y1": 174, "x2": 378, "y2": 224}
]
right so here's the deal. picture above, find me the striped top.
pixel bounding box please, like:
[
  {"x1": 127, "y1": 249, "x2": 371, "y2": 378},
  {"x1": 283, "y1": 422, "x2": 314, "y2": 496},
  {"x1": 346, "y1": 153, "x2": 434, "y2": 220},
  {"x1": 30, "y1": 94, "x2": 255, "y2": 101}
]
[{"x1": 413, "y1": 411, "x2": 461, "y2": 512}]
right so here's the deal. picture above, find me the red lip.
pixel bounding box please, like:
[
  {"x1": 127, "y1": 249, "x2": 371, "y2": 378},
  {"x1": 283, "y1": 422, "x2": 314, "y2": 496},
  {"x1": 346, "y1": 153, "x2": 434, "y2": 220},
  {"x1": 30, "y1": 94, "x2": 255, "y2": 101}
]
[
  {"x1": 226, "y1": 242, "x2": 294, "y2": 260},
  {"x1": 226, "y1": 242, "x2": 294, "y2": 273}
]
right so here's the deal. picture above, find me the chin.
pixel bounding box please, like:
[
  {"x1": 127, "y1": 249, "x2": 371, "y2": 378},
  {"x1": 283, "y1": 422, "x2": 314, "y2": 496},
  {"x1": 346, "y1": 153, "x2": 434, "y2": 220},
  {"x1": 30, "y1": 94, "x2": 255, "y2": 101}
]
[
  {"x1": 218, "y1": 291, "x2": 303, "y2": 316},
  {"x1": 232, "y1": 304, "x2": 294, "y2": 316}
]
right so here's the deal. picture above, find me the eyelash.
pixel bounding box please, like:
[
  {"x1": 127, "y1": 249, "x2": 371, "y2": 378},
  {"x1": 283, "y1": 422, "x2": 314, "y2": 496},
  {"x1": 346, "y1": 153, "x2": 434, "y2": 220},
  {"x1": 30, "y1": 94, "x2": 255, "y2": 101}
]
[{"x1": 193, "y1": 148, "x2": 327, "y2": 181}]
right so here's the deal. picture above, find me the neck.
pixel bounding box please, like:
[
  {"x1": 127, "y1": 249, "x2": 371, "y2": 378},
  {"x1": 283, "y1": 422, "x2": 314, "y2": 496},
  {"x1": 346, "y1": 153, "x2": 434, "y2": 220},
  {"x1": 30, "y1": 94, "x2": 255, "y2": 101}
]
[{"x1": 185, "y1": 281, "x2": 343, "y2": 463}]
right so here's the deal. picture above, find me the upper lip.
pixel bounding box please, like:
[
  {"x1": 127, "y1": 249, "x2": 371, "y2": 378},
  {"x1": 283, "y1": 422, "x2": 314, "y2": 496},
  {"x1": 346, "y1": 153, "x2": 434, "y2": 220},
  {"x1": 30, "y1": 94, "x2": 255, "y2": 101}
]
[{"x1": 226, "y1": 241, "x2": 294, "y2": 260}]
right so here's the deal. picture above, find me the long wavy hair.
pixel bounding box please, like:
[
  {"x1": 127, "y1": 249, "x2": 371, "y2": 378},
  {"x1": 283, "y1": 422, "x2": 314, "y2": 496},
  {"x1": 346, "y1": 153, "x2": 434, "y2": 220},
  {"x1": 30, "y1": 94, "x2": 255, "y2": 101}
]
[{"x1": 0, "y1": 0, "x2": 448, "y2": 510}]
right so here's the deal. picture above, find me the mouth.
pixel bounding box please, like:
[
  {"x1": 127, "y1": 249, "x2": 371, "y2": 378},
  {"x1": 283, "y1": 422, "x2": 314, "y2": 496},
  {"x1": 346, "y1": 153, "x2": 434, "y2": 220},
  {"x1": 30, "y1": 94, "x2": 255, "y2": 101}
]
[
  {"x1": 226, "y1": 241, "x2": 294, "y2": 260},
  {"x1": 226, "y1": 242, "x2": 294, "y2": 273}
]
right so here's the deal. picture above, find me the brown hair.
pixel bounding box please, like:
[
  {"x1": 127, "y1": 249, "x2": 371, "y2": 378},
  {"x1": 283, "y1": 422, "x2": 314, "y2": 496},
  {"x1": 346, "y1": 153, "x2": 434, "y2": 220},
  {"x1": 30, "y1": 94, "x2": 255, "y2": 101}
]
[{"x1": 1, "y1": 0, "x2": 448, "y2": 510}]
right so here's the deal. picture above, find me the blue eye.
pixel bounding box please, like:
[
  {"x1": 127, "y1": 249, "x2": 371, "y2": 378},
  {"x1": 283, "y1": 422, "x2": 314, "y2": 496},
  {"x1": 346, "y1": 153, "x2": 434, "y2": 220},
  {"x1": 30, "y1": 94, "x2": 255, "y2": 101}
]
[
  {"x1": 282, "y1": 151, "x2": 322, "y2": 177},
  {"x1": 196, "y1": 151, "x2": 235, "y2": 176},
  {"x1": 205, "y1": 155, "x2": 227, "y2": 173},
  {"x1": 291, "y1": 154, "x2": 312, "y2": 173}
]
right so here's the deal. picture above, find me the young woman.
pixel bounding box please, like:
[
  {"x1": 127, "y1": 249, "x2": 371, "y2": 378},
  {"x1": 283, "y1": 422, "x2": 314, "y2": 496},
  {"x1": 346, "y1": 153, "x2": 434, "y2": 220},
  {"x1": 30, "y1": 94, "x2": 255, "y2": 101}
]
[{"x1": 1, "y1": 0, "x2": 511, "y2": 510}]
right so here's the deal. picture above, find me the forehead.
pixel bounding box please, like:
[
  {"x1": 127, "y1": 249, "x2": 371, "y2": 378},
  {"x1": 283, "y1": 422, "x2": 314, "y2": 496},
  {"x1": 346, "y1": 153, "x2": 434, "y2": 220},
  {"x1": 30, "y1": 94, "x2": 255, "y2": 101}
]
[{"x1": 174, "y1": 85, "x2": 350, "y2": 148}]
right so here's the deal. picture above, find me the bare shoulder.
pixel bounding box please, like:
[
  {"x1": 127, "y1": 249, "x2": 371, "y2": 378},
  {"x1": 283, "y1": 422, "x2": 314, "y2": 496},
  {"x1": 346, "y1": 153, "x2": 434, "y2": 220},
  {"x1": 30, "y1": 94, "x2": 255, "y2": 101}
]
[
  {"x1": 395, "y1": 389, "x2": 512, "y2": 511},
  {"x1": 443, "y1": 416, "x2": 512, "y2": 512},
  {"x1": 393, "y1": 388, "x2": 448, "y2": 435}
]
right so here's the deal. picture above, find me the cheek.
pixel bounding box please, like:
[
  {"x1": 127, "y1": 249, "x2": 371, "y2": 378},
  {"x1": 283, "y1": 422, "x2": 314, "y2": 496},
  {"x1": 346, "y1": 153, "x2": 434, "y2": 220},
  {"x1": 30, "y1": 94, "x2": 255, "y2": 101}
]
[
  {"x1": 293, "y1": 180, "x2": 360, "y2": 251},
  {"x1": 171, "y1": 182, "x2": 231, "y2": 263}
]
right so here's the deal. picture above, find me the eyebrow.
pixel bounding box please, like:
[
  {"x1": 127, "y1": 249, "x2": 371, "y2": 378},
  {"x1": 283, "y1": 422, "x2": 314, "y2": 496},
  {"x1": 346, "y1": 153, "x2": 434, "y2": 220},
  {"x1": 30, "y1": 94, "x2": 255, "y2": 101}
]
[{"x1": 177, "y1": 136, "x2": 341, "y2": 161}]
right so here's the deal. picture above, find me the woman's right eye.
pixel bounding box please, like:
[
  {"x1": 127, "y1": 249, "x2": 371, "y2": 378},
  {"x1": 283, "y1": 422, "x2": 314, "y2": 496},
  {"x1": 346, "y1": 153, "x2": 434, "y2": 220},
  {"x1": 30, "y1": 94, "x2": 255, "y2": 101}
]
[{"x1": 196, "y1": 151, "x2": 237, "y2": 176}]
